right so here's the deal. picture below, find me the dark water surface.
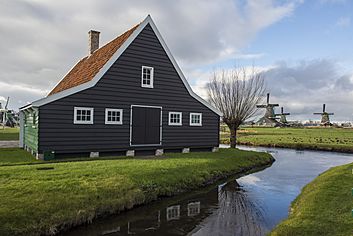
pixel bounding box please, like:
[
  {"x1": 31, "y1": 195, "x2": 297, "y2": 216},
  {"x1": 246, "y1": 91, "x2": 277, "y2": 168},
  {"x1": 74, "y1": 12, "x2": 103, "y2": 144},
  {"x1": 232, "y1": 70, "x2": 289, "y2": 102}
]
[{"x1": 63, "y1": 146, "x2": 353, "y2": 236}]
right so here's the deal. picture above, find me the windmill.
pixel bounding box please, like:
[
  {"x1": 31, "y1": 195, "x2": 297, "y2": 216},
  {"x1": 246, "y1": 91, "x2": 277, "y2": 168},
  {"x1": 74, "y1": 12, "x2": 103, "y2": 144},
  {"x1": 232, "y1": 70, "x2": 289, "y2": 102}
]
[
  {"x1": 313, "y1": 104, "x2": 334, "y2": 126},
  {"x1": 256, "y1": 93, "x2": 280, "y2": 126},
  {"x1": 0, "y1": 97, "x2": 17, "y2": 128},
  {"x1": 0, "y1": 97, "x2": 9, "y2": 129},
  {"x1": 275, "y1": 107, "x2": 290, "y2": 125}
]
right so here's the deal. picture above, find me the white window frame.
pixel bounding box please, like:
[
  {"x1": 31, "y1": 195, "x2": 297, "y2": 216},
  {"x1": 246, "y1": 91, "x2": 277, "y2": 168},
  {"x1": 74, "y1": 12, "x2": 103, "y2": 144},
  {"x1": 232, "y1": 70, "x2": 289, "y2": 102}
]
[
  {"x1": 168, "y1": 112, "x2": 182, "y2": 126},
  {"x1": 187, "y1": 202, "x2": 201, "y2": 216},
  {"x1": 141, "y1": 66, "x2": 154, "y2": 88},
  {"x1": 105, "y1": 108, "x2": 123, "y2": 125},
  {"x1": 74, "y1": 107, "x2": 94, "y2": 124},
  {"x1": 166, "y1": 205, "x2": 180, "y2": 221},
  {"x1": 190, "y1": 113, "x2": 202, "y2": 126}
]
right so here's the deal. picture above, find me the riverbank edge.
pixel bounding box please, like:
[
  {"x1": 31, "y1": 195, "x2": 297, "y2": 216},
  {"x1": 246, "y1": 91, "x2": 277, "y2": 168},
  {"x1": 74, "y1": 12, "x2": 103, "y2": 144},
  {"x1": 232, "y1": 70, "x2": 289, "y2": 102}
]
[
  {"x1": 233, "y1": 141, "x2": 353, "y2": 154},
  {"x1": 270, "y1": 162, "x2": 352, "y2": 235},
  {"x1": 52, "y1": 151, "x2": 275, "y2": 235},
  {"x1": 65, "y1": 160, "x2": 275, "y2": 235}
]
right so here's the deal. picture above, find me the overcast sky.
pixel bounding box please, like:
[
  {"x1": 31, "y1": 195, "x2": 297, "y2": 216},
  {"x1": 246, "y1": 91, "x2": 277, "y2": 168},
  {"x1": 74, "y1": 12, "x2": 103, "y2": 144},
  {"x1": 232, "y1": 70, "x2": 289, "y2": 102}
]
[{"x1": 1, "y1": 0, "x2": 353, "y2": 121}]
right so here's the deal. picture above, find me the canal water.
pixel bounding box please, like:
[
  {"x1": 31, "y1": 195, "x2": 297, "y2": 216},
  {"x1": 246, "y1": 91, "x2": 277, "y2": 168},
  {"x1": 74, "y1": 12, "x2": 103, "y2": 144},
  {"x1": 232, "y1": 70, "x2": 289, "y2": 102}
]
[{"x1": 63, "y1": 146, "x2": 353, "y2": 236}]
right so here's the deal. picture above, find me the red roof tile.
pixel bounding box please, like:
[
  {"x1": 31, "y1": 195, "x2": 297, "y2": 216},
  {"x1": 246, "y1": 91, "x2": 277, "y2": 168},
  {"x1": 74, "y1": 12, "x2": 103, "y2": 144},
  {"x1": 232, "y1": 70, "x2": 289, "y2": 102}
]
[{"x1": 48, "y1": 24, "x2": 140, "y2": 96}]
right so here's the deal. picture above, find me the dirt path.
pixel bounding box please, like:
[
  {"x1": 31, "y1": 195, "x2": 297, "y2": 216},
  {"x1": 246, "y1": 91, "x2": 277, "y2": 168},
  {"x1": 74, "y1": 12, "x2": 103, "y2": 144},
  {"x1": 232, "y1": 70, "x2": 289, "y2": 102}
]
[{"x1": 0, "y1": 141, "x2": 19, "y2": 148}]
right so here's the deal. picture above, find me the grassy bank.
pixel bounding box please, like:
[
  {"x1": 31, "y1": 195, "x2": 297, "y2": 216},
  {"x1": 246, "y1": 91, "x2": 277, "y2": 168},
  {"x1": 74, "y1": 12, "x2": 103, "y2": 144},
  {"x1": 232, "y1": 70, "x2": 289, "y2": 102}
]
[
  {"x1": 271, "y1": 162, "x2": 353, "y2": 235},
  {"x1": 0, "y1": 148, "x2": 273, "y2": 235},
  {"x1": 0, "y1": 127, "x2": 19, "y2": 140},
  {"x1": 221, "y1": 127, "x2": 353, "y2": 153},
  {"x1": 0, "y1": 148, "x2": 130, "y2": 166},
  {"x1": 0, "y1": 148, "x2": 38, "y2": 165}
]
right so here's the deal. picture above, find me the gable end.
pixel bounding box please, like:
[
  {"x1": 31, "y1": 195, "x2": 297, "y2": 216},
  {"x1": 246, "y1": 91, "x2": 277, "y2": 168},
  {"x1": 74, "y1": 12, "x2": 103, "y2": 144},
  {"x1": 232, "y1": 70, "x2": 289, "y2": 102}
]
[{"x1": 31, "y1": 15, "x2": 222, "y2": 116}]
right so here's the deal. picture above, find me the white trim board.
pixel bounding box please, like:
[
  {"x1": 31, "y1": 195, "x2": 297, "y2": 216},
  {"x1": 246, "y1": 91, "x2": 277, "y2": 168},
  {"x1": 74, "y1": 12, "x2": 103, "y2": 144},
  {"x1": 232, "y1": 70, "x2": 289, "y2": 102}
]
[{"x1": 30, "y1": 15, "x2": 222, "y2": 116}]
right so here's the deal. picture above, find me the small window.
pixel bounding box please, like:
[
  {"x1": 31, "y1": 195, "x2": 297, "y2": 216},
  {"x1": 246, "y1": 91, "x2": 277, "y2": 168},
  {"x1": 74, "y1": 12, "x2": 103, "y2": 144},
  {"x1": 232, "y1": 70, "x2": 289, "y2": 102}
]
[
  {"x1": 141, "y1": 66, "x2": 154, "y2": 88},
  {"x1": 169, "y1": 112, "x2": 182, "y2": 126},
  {"x1": 187, "y1": 202, "x2": 201, "y2": 216},
  {"x1": 190, "y1": 113, "x2": 202, "y2": 126},
  {"x1": 166, "y1": 205, "x2": 180, "y2": 221},
  {"x1": 74, "y1": 107, "x2": 94, "y2": 124},
  {"x1": 105, "y1": 108, "x2": 123, "y2": 125}
]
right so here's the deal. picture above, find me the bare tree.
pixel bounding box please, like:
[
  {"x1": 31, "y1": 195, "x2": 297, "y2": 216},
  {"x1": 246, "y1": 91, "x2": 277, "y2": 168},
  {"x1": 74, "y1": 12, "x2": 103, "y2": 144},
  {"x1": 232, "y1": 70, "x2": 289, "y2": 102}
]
[{"x1": 207, "y1": 67, "x2": 265, "y2": 148}]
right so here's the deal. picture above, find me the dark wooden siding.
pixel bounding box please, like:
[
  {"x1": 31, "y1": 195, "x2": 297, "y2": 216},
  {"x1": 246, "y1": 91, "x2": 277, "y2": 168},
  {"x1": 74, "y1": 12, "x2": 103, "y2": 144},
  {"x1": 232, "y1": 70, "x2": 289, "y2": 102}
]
[{"x1": 38, "y1": 24, "x2": 219, "y2": 154}]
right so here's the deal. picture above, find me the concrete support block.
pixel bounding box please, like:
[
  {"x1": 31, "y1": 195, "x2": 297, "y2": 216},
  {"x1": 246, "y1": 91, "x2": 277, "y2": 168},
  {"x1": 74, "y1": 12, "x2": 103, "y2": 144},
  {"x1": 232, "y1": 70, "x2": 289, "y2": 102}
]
[
  {"x1": 36, "y1": 153, "x2": 44, "y2": 160},
  {"x1": 212, "y1": 147, "x2": 219, "y2": 152},
  {"x1": 155, "y1": 149, "x2": 164, "y2": 156},
  {"x1": 126, "y1": 150, "x2": 135, "y2": 157},
  {"x1": 90, "y1": 152, "x2": 99, "y2": 158},
  {"x1": 182, "y1": 148, "x2": 190, "y2": 153}
]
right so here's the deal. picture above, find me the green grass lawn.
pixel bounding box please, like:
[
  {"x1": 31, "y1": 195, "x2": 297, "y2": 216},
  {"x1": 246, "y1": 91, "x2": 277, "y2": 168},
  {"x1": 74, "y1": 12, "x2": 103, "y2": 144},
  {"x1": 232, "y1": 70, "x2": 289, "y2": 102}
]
[
  {"x1": 0, "y1": 148, "x2": 38, "y2": 165},
  {"x1": 0, "y1": 148, "x2": 273, "y2": 235},
  {"x1": 271, "y1": 162, "x2": 353, "y2": 236},
  {"x1": 220, "y1": 127, "x2": 353, "y2": 152},
  {"x1": 0, "y1": 127, "x2": 19, "y2": 140},
  {"x1": 0, "y1": 148, "x2": 131, "y2": 166}
]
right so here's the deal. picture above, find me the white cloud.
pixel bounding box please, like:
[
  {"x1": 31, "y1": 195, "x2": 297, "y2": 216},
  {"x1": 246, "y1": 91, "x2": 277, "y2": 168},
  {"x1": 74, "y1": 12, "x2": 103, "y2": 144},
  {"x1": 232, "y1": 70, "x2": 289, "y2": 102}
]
[
  {"x1": 335, "y1": 16, "x2": 351, "y2": 28},
  {"x1": 0, "y1": 81, "x2": 46, "y2": 109},
  {"x1": 189, "y1": 65, "x2": 273, "y2": 101},
  {"x1": 0, "y1": 0, "x2": 299, "y2": 109},
  {"x1": 190, "y1": 60, "x2": 353, "y2": 122},
  {"x1": 262, "y1": 60, "x2": 353, "y2": 121},
  {"x1": 319, "y1": 0, "x2": 347, "y2": 4},
  {"x1": 234, "y1": 53, "x2": 265, "y2": 60},
  {"x1": 238, "y1": 175, "x2": 262, "y2": 186}
]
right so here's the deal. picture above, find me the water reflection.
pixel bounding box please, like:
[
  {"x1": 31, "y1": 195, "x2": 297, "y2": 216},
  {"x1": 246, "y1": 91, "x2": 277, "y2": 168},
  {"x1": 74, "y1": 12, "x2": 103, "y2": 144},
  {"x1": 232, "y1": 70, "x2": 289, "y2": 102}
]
[
  {"x1": 63, "y1": 146, "x2": 353, "y2": 236},
  {"x1": 63, "y1": 180, "x2": 266, "y2": 236},
  {"x1": 192, "y1": 181, "x2": 268, "y2": 236}
]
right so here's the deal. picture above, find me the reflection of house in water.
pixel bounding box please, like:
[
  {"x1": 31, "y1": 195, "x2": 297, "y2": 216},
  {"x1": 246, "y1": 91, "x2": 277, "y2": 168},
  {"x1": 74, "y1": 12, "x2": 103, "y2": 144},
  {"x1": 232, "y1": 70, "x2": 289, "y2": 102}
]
[
  {"x1": 63, "y1": 187, "x2": 219, "y2": 236},
  {"x1": 187, "y1": 202, "x2": 200, "y2": 216},
  {"x1": 191, "y1": 181, "x2": 268, "y2": 236},
  {"x1": 106, "y1": 193, "x2": 217, "y2": 235},
  {"x1": 166, "y1": 205, "x2": 180, "y2": 221},
  {"x1": 62, "y1": 180, "x2": 267, "y2": 236}
]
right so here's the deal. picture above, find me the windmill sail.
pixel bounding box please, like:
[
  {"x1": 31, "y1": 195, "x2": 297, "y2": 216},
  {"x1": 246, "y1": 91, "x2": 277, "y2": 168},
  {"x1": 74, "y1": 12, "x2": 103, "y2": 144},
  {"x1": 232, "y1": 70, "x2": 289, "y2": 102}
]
[{"x1": 275, "y1": 107, "x2": 290, "y2": 125}]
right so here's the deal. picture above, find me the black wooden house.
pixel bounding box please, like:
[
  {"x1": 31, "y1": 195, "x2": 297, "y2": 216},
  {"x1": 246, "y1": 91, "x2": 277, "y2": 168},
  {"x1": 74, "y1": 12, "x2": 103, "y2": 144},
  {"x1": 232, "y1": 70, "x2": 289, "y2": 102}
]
[{"x1": 19, "y1": 15, "x2": 221, "y2": 159}]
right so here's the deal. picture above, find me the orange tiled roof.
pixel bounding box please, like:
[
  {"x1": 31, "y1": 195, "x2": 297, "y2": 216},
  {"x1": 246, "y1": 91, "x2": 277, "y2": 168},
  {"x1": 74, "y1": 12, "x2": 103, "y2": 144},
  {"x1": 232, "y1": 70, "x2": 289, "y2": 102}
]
[{"x1": 48, "y1": 24, "x2": 140, "y2": 96}]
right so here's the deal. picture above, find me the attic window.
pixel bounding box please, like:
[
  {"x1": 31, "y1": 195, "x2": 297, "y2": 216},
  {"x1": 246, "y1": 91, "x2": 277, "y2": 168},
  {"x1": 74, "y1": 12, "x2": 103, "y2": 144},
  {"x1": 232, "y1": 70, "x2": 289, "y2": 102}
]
[
  {"x1": 141, "y1": 66, "x2": 154, "y2": 88},
  {"x1": 74, "y1": 107, "x2": 94, "y2": 124}
]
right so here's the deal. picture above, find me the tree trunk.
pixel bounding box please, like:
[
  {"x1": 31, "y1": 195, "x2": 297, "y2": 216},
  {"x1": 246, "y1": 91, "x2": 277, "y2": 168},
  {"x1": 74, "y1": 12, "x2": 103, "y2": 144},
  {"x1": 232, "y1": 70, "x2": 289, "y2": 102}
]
[{"x1": 227, "y1": 123, "x2": 238, "y2": 148}]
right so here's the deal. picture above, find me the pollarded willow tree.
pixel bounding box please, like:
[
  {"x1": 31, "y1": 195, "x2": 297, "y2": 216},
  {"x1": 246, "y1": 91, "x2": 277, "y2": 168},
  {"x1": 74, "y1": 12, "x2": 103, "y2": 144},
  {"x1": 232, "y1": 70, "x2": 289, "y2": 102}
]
[{"x1": 207, "y1": 67, "x2": 265, "y2": 148}]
